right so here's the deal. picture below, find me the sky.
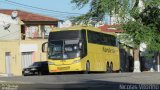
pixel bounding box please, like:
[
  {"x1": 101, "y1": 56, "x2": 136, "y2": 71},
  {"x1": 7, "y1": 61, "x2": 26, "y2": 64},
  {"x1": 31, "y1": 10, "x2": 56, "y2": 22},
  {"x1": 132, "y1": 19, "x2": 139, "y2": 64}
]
[{"x1": 0, "y1": 0, "x2": 90, "y2": 20}]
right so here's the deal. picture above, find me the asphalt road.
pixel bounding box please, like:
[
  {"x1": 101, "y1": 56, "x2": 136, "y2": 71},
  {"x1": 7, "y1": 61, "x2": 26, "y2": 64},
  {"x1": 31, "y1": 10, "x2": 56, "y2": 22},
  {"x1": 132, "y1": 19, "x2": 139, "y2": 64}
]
[{"x1": 0, "y1": 72, "x2": 160, "y2": 90}]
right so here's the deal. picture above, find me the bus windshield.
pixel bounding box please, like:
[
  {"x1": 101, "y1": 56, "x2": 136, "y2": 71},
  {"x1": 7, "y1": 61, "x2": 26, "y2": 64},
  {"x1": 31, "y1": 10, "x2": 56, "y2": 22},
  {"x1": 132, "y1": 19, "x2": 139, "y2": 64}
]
[{"x1": 48, "y1": 40, "x2": 80, "y2": 60}]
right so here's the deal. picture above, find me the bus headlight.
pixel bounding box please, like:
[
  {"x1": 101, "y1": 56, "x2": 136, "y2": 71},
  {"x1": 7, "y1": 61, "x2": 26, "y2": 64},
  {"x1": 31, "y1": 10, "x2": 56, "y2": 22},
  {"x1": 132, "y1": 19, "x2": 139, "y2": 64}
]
[
  {"x1": 48, "y1": 62, "x2": 55, "y2": 65},
  {"x1": 72, "y1": 60, "x2": 81, "y2": 64}
]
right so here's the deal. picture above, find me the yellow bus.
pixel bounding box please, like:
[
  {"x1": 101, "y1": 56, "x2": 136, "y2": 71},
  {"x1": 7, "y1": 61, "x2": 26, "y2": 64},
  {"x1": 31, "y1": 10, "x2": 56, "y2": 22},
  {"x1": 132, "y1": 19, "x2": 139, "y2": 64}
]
[{"x1": 42, "y1": 26, "x2": 120, "y2": 73}]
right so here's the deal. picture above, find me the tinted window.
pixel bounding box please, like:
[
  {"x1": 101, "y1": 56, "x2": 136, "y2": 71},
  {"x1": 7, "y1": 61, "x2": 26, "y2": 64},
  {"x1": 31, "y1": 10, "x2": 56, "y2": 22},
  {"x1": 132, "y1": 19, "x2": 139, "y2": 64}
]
[
  {"x1": 49, "y1": 30, "x2": 81, "y2": 41},
  {"x1": 32, "y1": 62, "x2": 42, "y2": 67},
  {"x1": 41, "y1": 62, "x2": 48, "y2": 66},
  {"x1": 87, "y1": 30, "x2": 116, "y2": 46}
]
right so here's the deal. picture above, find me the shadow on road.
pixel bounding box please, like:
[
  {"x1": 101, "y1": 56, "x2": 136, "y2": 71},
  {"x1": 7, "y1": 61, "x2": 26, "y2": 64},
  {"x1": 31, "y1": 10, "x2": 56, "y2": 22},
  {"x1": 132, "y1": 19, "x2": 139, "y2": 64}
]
[{"x1": 17, "y1": 80, "x2": 159, "y2": 90}]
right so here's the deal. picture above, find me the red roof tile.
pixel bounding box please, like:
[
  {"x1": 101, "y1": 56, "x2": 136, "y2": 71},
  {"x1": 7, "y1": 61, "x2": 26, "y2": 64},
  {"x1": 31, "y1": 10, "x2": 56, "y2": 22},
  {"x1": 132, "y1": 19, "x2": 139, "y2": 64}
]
[
  {"x1": 98, "y1": 24, "x2": 123, "y2": 33},
  {"x1": 0, "y1": 9, "x2": 59, "y2": 22}
]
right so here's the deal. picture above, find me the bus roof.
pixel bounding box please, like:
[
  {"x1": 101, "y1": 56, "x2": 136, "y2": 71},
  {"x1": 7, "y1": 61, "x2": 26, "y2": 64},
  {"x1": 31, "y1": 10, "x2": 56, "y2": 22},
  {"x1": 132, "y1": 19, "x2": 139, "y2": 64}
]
[{"x1": 51, "y1": 25, "x2": 116, "y2": 36}]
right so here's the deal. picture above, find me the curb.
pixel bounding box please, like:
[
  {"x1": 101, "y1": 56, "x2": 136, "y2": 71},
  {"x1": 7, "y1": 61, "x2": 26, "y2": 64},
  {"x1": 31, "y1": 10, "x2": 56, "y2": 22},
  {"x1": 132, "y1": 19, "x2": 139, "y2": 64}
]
[{"x1": 0, "y1": 74, "x2": 13, "y2": 77}]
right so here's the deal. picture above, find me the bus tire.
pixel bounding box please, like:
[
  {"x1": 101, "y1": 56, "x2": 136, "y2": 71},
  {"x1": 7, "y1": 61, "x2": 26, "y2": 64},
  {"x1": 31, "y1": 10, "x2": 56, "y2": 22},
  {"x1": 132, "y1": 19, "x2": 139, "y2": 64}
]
[
  {"x1": 106, "y1": 62, "x2": 110, "y2": 73},
  {"x1": 109, "y1": 62, "x2": 113, "y2": 73},
  {"x1": 84, "y1": 62, "x2": 90, "y2": 74}
]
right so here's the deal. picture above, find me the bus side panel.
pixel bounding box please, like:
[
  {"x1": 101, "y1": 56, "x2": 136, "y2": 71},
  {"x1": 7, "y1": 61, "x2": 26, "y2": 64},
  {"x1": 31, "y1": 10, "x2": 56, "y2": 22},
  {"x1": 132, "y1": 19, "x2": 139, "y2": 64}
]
[
  {"x1": 87, "y1": 43, "x2": 120, "y2": 72},
  {"x1": 87, "y1": 43, "x2": 106, "y2": 71}
]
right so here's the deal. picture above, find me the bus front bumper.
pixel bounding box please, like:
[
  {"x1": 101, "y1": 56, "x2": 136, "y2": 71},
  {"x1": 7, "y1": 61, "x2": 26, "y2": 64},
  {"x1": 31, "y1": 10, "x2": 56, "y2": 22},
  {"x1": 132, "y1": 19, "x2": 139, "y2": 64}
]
[{"x1": 48, "y1": 63, "x2": 84, "y2": 73}]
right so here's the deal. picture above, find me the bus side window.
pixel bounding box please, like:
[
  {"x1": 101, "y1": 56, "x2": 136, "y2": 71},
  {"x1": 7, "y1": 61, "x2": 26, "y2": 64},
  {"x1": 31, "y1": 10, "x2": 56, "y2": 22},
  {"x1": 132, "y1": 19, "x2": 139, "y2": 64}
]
[
  {"x1": 87, "y1": 30, "x2": 117, "y2": 46},
  {"x1": 110, "y1": 36, "x2": 116, "y2": 46}
]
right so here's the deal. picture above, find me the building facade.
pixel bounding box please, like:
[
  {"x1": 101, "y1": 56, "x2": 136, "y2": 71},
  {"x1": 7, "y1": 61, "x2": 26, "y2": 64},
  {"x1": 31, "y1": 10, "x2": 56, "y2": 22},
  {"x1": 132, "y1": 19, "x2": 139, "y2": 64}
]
[{"x1": 0, "y1": 9, "x2": 59, "y2": 76}]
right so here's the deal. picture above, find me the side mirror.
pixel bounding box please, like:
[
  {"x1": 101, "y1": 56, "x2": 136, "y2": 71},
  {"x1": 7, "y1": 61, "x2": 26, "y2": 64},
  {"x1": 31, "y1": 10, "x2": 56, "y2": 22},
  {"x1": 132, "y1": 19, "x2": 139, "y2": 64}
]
[{"x1": 42, "y1": 42, "x2": 48, "y2": 52}]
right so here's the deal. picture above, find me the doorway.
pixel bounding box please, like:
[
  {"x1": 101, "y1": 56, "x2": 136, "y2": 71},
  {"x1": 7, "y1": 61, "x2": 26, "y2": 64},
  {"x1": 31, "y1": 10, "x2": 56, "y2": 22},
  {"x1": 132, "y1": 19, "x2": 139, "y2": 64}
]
[{"x1": 5, "y1": 52, "x2": 11, "y2": 74}]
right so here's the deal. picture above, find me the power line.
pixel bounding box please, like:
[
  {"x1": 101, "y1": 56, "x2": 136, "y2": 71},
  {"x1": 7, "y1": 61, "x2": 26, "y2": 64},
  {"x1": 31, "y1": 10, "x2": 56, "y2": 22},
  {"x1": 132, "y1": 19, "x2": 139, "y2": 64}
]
[
  {"x1": 4, "y1": 0, "x2": 82, "y2": 15},
  {"x1": 41, "y1": 13, "x2": 72, "y2": 20},
  {"x1": 2, "y1": 1, "x2": 70, "y2": 16},
  {"x1": 1, "y1": 0, "x2": 82, "y2": 20},
  {"x1": 1, "y1": 1, "x2": 79, "y2": 19}
]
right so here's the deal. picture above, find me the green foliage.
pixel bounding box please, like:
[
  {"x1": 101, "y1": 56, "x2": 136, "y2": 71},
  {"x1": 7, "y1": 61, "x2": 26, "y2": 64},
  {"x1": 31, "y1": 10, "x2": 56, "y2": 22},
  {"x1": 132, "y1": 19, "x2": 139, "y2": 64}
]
[
  {"x1": 71, "y1": 0, "x2": 90, "y2": 9},
  {"x1": 122, "y1": 20, "x2": 155, "y2": 49},
  {"x1": 70, "y1": 13, "x2": 92, "y2": 25},
  {"x1": 140, "y1": 6, "x2": 160, "y2": 31},
  {"x1": 71, "y1": 0, "x2": 160, "y2": 52},
  {"x1": 122, "y1": 5, "x2": 160, "y2": 50},
  {"x1": 142, "y1": 0, "x2": 160, "y2": 7},
  {"x1": 71, "y1": 0, "x2": 131, "y2": 23},
  {"x1": 147, "y1": 28, "x2": 160, "y2": 52}
]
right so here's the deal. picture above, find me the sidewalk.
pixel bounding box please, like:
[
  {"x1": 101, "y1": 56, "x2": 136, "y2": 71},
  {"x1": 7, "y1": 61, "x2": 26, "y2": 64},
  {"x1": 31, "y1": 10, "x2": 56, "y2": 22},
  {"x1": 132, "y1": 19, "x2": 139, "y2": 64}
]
[{"x1": 0, "y1": 73, "x2": 13, "y2": 77}]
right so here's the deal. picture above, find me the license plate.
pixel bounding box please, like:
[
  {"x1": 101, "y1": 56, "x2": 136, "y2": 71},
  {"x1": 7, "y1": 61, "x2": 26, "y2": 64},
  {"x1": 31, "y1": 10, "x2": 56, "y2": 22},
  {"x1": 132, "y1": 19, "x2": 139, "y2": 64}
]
[{"x1": 57, "y1": 66, "x2": 70, "y2": 70}]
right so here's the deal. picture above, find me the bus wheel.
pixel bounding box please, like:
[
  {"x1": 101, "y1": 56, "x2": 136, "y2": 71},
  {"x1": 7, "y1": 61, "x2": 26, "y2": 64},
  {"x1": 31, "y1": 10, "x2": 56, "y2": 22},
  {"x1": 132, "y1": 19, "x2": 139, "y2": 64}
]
[
  {"x1": 106, "y1": 62, "x2": 110, "y2": 73},
  {"x1": 109, "y1": 62, "x2": 113, "y2": 73},
  {"x1": 84, "y1": 62, "x2": 90, "y2": 74}
]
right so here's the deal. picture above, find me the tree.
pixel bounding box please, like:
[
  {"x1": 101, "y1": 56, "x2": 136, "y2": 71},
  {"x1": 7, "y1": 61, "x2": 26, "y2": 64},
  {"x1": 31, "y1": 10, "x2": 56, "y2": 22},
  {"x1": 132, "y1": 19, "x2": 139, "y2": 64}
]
[{"x1": 71, "y1": 0, "x2": 160, "y2": 72}]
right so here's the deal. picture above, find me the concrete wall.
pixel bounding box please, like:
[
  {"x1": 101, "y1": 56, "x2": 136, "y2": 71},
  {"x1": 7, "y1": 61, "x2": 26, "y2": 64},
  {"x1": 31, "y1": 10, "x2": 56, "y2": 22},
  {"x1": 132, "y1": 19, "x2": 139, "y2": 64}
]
[
  {"x1": 119, "y1": 45, "x2": 134, "y2": 72},
  {"x1": 0, "y1": 39, "x2": 47, "y2": 76},
  {"x1": 20, "y1": 39, "x2": 47, "y2": 62},
  {"x1": 0, "y1": 41, "x2": 21, "y2": 75},
  {"x1": 0, "y1": 13, "x2": 21, "y2": 40},
  {"x1": 0, "y1": 13, "x2": 53, "y2": 76}
]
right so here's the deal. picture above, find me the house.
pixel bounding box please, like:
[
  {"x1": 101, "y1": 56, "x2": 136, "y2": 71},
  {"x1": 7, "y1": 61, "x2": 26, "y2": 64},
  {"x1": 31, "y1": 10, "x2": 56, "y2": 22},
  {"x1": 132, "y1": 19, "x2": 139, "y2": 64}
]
[
  {"x1": 0, "y1": 13, "x2": 21, "y2": 40},
  {"x1": 0, "y1": 9, "x2": 59, "y2": 76},
  {"x1": 98, "y1": 24, "x2": 123, "y2": 33},
  {"x1": 0, "y1": 9, "x2": 59, "y2": 39}
]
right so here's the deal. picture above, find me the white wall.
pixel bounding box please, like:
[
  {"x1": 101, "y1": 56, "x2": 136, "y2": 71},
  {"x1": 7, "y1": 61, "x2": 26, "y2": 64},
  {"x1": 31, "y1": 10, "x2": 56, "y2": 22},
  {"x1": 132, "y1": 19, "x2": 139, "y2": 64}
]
[
  {"x1": 20, "y1": 44, "x2": 38, "y2": 52},
  {"x1": 0, "y1": 13, "x2": 21, "y2": 40}
]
